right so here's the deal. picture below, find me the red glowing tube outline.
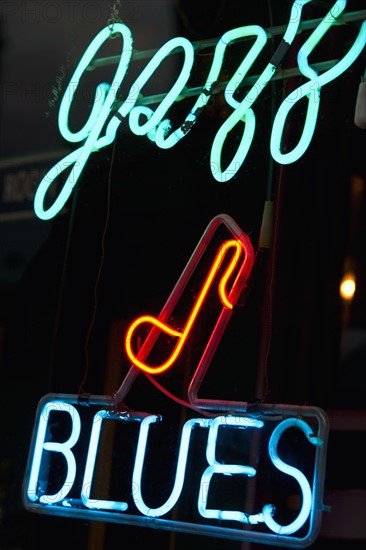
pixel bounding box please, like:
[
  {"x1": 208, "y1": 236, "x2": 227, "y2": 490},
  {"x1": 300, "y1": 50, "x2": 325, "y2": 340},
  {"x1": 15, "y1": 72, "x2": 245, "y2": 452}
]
[{"x1": 124, "y1": 237, "x2": 254, "y2": 375}]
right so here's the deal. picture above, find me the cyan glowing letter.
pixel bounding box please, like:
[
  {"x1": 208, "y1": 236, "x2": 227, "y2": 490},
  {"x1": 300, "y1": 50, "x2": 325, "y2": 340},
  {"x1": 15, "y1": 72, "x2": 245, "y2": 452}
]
[
  {"x1": 127, "y1": 37, "x2": 194, "y2": 139},
  {"x1": 155, "y1": 25, "x2": 267, "y2": 154},
  {"x1": 210, "y1": 0, "x2": 312, "y2": 182},
  {"x1": 262, "y1": 418, "x2": 323, "y2": 535},
  {"x1": 26, "y1": 401, "x2": 80, "y2": 504},
  {"x1": 132, "y1": 416, "x2": 207, "y2": 517},
  {"x1": 34, "y1": 24, "x2": 134, "y2": 220},
  {"x1": 198, "y1": 416, "x2": 265, "y2": 523},
  {"x1": 270, "y1": 3, "x2": 366, "y2": 164},
  {"x1": 81, "y1": 410, "x2": 128, "y2": 512}
]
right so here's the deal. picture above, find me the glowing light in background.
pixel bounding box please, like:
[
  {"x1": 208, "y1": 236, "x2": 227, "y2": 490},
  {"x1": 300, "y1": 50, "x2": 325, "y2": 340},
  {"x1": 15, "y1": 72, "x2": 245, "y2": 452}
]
[{"x1": 340, "y1": 272, "x2": 356, "y2": 301}]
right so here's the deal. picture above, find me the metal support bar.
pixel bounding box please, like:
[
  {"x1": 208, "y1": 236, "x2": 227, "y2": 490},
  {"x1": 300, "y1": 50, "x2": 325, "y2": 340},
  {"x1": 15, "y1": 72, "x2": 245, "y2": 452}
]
[
  {"x1": 87, "y1": 10, "x2": 366, "y2": 71},
  {"x1": 112, "y1": 59, "x2": 338, "y2": 109}
]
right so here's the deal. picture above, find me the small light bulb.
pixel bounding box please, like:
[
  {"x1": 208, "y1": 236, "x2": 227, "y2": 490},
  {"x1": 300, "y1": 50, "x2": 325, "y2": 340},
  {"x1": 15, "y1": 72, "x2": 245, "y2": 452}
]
[{"x1": 340, "y1": 273, "x2": 356, "y2": 301}]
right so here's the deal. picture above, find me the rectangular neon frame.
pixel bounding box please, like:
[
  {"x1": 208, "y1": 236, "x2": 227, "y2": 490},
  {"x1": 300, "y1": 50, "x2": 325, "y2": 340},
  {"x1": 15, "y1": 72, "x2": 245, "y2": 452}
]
[
  {"x1": 23, "y1": 393, "x2": 329, "y2": 548},
  {"x1": 115, "y1": 213, "x2": 254, "y2": 409}
]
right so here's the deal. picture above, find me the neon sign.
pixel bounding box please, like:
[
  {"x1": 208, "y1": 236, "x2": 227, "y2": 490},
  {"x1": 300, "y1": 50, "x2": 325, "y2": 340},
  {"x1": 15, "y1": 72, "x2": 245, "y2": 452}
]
[
  {"x1": 23, "y1": 396, "x2": 328, "y2": 547},
  {"x1": 33, "y1": 0, "x2": 366, "y2": 220},
  {"x1": 24, "y1": 214, "x2": 330, "y2": 547},
  {"x1": 118, "y1": 214, "x2": 255, "y2": 412},
  {"x1": 125, "y1": 238, "x2": 253, "y2": 375}
]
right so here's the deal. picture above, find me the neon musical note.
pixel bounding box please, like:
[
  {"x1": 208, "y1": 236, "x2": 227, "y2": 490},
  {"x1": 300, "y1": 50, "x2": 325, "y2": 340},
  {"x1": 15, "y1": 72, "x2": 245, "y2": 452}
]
[{"x1": 125, "y1": 238, "x2": 253, "y2": 375}]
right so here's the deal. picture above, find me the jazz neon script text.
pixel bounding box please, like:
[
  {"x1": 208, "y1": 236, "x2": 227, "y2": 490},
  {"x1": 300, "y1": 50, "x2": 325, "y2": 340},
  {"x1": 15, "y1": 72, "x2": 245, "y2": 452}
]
[
  {"x1": 26, "y1": 401, "x2": 323, "y2": 536},
  {"x1": 34, "y1": 0, "x2": 366, "y2": 219}
]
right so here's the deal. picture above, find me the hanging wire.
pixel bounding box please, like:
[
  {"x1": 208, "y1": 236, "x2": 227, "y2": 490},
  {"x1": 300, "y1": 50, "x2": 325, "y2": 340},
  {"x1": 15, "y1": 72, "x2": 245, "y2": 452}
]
[
  {"x1": 78, "y1": 140, "x2": 117, "y2": 396},
  {"x1": 145, "y1": 373, "x2": 216, "y2": 417},
  {"x1": 266, "y1": 0, "x2": 276, "y2": 201},
  {"x1": 108, "y1": 0, "x2": 123, "y2": 33},
  {"x1": 255, "y1": 1, "x2": 291, "y2": 404},
  {"x1": 258, "y1": 54, "x2": 290, "y2": 403},
  {"x1": 47, "y1": 186, "x2": 79, "y2": 392}
]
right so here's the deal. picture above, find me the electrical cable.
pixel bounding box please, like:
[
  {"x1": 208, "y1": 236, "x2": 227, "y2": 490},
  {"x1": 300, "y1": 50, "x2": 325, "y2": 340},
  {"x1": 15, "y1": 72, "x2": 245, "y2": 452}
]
[{"x1": 78, "y1": 140, "x2": 116, "y2": 395}]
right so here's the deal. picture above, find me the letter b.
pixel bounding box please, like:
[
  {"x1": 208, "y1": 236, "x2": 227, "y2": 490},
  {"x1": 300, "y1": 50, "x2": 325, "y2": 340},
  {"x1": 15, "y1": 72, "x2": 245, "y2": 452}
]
[{"x1": 26, "y1": 400, "x2": 81, "y2": 504}]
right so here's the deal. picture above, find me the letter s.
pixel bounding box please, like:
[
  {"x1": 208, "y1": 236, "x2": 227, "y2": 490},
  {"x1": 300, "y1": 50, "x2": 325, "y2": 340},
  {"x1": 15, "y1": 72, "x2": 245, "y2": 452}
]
[{"x1": 262, "y1": 417, "x2": 322, "y2": 535}]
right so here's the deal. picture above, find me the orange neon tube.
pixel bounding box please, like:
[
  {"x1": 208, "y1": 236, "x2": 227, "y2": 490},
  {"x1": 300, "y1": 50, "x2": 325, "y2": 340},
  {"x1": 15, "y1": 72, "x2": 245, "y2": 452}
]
[{"x1": 124, "y1": 239, "x2": 249, "y2": 375}]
